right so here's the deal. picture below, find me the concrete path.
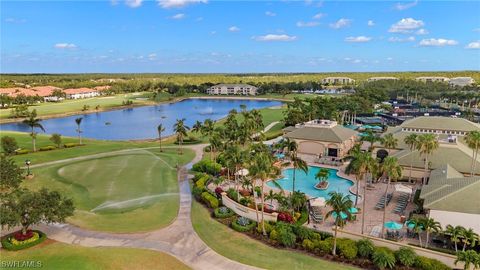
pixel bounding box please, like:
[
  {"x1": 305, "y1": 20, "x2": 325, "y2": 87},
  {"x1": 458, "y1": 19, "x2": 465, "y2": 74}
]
[
  {"x1": 252, "y1": 121, "x2": 280, "y2": 138},
  {"x1": 26, "y1": 144, "x2": 260, "y2": 270}
]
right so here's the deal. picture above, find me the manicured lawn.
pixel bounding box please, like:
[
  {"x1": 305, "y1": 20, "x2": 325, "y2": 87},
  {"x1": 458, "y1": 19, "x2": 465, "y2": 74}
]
[
  {"x1": 24, "y1": 148, "x2": 194, "y2": 233},
  {"x1": 191, "y1": 201, "x2": 357, "y2": 270},
  {"x1": 0, "y1": 240, "x2": 191, "y2": 270}
]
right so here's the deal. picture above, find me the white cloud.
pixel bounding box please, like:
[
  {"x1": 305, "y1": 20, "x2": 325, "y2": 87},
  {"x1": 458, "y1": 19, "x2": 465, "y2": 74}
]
[
  {"x1": 352, "y1": 59, "x2": 362, "y2": 64},
  {"x1": 296, "y1": 21, "x2": 320, "y2": 27},
  {"x1": 419, "y1": 38, "x2": 458, "y2": 47},
  {"x1": 304, "y1": 0, "x2": 323, "y2": 7},
  {"x1": 415, "y1": 28, "x2": 429, "y2": 35},
  {"x1": 329, "y1": 18, "x2": 351, "y2": 29},
  {"x1": 228, "y1": 26, "x2": 240, "y2": 32},
  {"x1": 387, "y1": 57, "x2": 394, "y2": 61},
  {"x1": 388, "y1": 36, "x2": 415, "y2": 42},
  {"x1": 389, "y1": 18, "x2": 424, "y2": 33},
  {"x1": 312, "y1": 13, "x2": 326, "y2": 20},
  {"x1": 265, "y1": 11, "x2": 276, "y2": 17},
  {"x1": 54, "y1": 43, "x2": 77, "y2": 49},
  {"x1": 254, "y1": 34, "x2": 297, "y2": 42},
  {"x1": 4, "y1": 18, "x2": 27, "y2": 23},
  {"x1": 394, "y1": 0, "x2": 418, "y2": 11},
  {"x1": 148, "y1": 53, "x2": 157, "y2": 59},
  {"x1": 345, "y1": 36, "x2": 372, "y2": 43},
  {"x1": 170, "y1": 13, "x2": 185, "y2": 19},
  {"x1": 473, "y1": 28, "x2": 480, "y2": 32},
  {"x1": 367, "y1": 20, "x2": 375, "y2": 26},
  {"x1": 210, "y1": 31, "x2": 216, "y2": 35},
  {"x1": 157, "y1": 0, "x2": 207, "y2": 8},
  {"x1": 125, "y1": 0, "x2": 142, "y2": 8},
  {"x1": 465, "y1": 41, "x2": 480, "y2": 49}
]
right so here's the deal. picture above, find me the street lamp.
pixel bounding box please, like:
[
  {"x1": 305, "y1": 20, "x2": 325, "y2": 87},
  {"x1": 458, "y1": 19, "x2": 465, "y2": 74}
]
[{"x1": 25, "y1": 159, "x2": 31, "y2": 176}]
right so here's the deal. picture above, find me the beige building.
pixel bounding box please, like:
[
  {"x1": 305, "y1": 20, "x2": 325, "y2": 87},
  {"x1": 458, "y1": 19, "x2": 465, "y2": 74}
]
[
  {"x1": 420, "y1": 165, "x2": 480, "y2": 234},
  {"x1": 367, "y1": 77, "x2": 398, "y2": 82},
  {"x1": 283, "y1": 119, "x2": 358, "y2": 158},
  {"x1": 449, "y1": 77, "x2": 475, "y2": 87},
  {"x1": 415, "y1": 76, "x2": 450, "y2": 83},
  {"x1": 206, "y1": 84, "x2": 257, "y2": 96},
  {"x1": 321, "y1": 77, "x2": 355, "y2": 85},
  {"x1": 383, "y1": 116, "x2": 480, "y2": 177}
]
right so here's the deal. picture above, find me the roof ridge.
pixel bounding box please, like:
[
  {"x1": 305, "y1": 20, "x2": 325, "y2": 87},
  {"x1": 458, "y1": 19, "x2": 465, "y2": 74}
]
[{"x1": 424, "y1": 178, "x2": 480, "y2": 208}]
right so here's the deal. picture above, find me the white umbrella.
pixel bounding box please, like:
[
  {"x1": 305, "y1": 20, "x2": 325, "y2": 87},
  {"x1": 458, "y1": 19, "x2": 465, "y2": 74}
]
[
  {"x1": 394, "y1": 184, "x2": 413, "y2": 194},
  {"x1": 310, "y1": 197, "x2": 326, "y2": 207},
  {"x1": 235, "y1": 168, "x2": 249, "y2": 176}
]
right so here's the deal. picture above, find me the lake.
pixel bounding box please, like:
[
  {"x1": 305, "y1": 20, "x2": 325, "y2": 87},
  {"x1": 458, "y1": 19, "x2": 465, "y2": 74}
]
[{"x1": 0, "y1": 98, "x2": 282, "y2": 140}]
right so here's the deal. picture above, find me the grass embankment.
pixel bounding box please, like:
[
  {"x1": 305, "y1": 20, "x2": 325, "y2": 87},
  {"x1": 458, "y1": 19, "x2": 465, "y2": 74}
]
[
  {"x1": 0, "y1": 241, "x2": 191, "y2": 270},
  {"x1": 25, "y1": 148, "x2": 194, "y2": 232},
  {"x1": 191, "y1": 201, "x2": 357, "y2": 270}
]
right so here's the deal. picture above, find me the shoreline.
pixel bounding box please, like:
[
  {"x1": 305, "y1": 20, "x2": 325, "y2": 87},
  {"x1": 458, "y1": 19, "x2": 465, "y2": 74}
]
[{"x1": 0, "y1": 95, "x2": 289, "y2": 125}]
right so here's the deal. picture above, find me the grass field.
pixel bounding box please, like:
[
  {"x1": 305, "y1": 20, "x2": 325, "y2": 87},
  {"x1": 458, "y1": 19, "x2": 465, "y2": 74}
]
[
  {"x1": 24, "y1": 148, "x2": 194, "y2": 232},
  {"x1": 0, "y1": 240, "x2": 191, "y2": 270},
  {"x1": 191, "y1": 201, "x2": 357, "y2": 270}
]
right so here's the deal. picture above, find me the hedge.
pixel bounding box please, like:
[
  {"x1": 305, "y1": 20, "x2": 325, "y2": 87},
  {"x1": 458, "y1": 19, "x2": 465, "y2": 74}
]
[
  {"x1": 64, "y1": 143, "x2": 81, "y2": 148},
  {"x1": 1, "y1": 230, "x2": 47, "y2": 251},
  {"x1": 336, "y1": 238, "x2": 358, "y2": 260},
  {"x1": 232, "y1": 217, "x2": 256, "y2": 232},
  {"x1": 15, "y1": 149, "x2": 29, "y2": 155},
  {"x1": 414, "y1": 256, "x2": 451, "y2": 270},
  {"x1": 192, "y1": 160, "x2": 221, "y2": 175},
  {"x1": 214, "y1": 207, "x2": 235, "y2": 218},
  {"x1": 39, "y1": 145, "x2": 56, "y2": 151},
  {"x1": 294, "y1": 208, "x2": 309, "y2": 226},
  {"x1": 201, "y1": 192, "x2": 219, "y2": 209}
]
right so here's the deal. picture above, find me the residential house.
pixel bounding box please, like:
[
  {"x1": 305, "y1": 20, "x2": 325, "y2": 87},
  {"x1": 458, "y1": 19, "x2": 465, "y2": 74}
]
[{"x1": 321, "y1": 77, "x2": 355, "y2": 85}]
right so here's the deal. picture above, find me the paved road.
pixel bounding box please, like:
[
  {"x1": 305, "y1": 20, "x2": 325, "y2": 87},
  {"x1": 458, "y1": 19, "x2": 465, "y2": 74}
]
[{"x1": 24, "y1": 144, "x2": 260, "y2": 270}]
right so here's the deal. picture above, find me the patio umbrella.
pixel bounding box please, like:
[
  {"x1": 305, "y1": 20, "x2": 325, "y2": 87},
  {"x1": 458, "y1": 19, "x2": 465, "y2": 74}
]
[
  {"x1": 332, "y1": 211, "x2": 348, "y2": 220},
  {"x1": 310, "y1": 197, "x2": 326, "y2": 207},
  {"x1": 384, "y1": 221, "x2": 403, "y2": 230},
  {"x1": 348, "y1": 207, "x2": 359, "y2": 214},
  {"x1": 405, "y1": 220, "x2": 423, "y2": 230},
  {"x1": 235, "y1": 168, "x2": 249, "y2": 176},
  {"x1": 395, "y1": 184, "x2": 413, "y2": 194}
]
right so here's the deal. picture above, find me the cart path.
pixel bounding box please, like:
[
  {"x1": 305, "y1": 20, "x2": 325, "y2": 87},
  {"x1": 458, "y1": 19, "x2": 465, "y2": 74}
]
[{"x1": 25, "y1": 144, "x2": 260, "y2": 270}]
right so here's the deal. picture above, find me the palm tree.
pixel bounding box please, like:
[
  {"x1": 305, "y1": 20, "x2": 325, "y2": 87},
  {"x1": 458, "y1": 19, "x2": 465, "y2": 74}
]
[
  {"x1": 421, "y1": 217, "x2": 441, "y2": 248},
  {"x1": 265, "y1": 190, "x2": 276, "y2": 205},
  {"x1": 22, "y1": 110, "x2": 45, "y2": 152},
  {"x1": 173, "y1": 118, "x2": 190, "y2": 155},
  {"x1": 209, "y1": 132, "x2": 222, "y2": 162},
  {"x1": 380, "y1": 156, "x2": 402, "y2": 238},
  {"x1": 411, "y1": 217, "x2": 424, "y2": 247},
  {"x1": 325, "y1": 191, "x2": 353, "y2": 256},
  {"x1": 404, "y1": 133, "x2": 418, "y2": 183},
  {"x1": 382, "y1": 133, "x2": 398, "y2": 154},
  {"x1": 157, "y1": 124, "x2": 165, "y2": 152},
  {"x1": 75, "y1": 117, "x2": 83, "y2": 145},
  {"x1": 362, "y1": 129, "x2": 380, "y2": 152},
  {"x1": 191, "y1": 120, "x2": 203, "y2": 135},
  {"x1": 283, "y1": 138, "x2": 308, "y2": 196},
  {"x1": 465, "y1": 131, "x2": 480, "y2": 176},
  {"x1": 445, "y1": 225, "x2": 466, "y2": 252},
  {"x1": 461, "y1": 228, "x2": 479, "y2": 251},
  {"x1": 315, "y1": 168, "x2": 329, "y2": 187},
  {"x1": 455, "y1": 250, "x2": 480, "y2": 270},
  {"x1": 416, "y1": 134, "x2": 439, "y2": 185}
]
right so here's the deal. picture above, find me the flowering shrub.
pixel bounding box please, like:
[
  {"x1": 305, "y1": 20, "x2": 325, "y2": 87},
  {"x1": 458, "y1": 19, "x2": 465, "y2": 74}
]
[
  {"x1": 277, "y1": 212, "x2": 293, "y2": 223},
  {"x1": 214, "y1": 187, "x2": 223, "y2": 197},
  {"x1": 239, "y1": 189, "x2": 251, "y2": 197},
  {"x1": 11, "y1": 232, "x2": 39, "y2": 246},
  {"x1": 1, "y1": 230, "x2": 46, "y2": 251},
  {"x1": 13, "y1": 230, "x2": 34, "y2": 241}
]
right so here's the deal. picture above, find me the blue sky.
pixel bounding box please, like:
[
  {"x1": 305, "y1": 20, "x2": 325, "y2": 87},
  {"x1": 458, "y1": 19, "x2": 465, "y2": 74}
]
[{"x1": 1, "y1": 0, "x2": 479, "y2": 73}]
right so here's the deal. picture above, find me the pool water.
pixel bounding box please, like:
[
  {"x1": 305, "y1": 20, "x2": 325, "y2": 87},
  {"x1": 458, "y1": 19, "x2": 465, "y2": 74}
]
[{"x1": 268, "y1": 166, "x2": 356, "y2": 200}]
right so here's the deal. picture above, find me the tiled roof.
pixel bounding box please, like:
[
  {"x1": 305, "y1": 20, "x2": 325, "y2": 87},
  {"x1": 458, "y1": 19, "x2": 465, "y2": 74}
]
[
  {"x1": 400, "y1": 116, "x2": 480, "y2": 132},
  {"x1": 284, "y1": 125, "x2": 357, "y2": 143}
]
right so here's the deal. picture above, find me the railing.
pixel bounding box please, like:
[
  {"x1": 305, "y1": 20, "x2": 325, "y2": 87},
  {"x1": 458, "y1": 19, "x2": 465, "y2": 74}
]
[{"x1": 221, "y1": 192, "x2": 278, "y2": 222}]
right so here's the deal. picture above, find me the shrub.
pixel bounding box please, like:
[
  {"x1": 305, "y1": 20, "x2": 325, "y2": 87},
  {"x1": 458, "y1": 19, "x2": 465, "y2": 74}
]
[
  {"x1": 214, "y1": 187, "x2": 224, "y2": 197},
  {"x1": 192, "y1": 185, "x2": 204, "y2": 200},
  {"x1": 1, "y1": 136, "x2": 18, "y2": 155},
  {"x1": 49, "y1": 133, "x2": 62, "y2": 148},
  {"x1": 232, "y1": 217, "x2": 256, "y2": 232},
  {"x1": 275, "y1": 222, "x2": 296, "y2": 248},
  {"x1": 214, "y1": 207, "x2": 235, "y2": 219},
  {"x1": 414, "y1": 256, "x2": 450, "y2": 270},
  {"x1": 14, "y1": 149, "x2": 29, "y2": 155},
  {"x1": 201, "y1": 192, "x2": 219, "y2": 209},
  {"x1": 302, "y1": 239, "x2": 315, "y2": 251},
  {"x1": 395, "y1": 247, "x2": 417, "y2": 267},
  {"x1": 192, "y1": 160, "x2": 221, "y2": 175},
  {"x1": 372, "y1": 247, "x2": 396, "y2": 270},
  {"x1": 357, "y1": 238, "x2": 375, "y2": 258},
  {"x1": 64, "y1": 143, "x2": 80, "y2": 148},
  {"x1": 239, "y1": 197, "x2": 252, "y2": 206},
  {"x1": 277, "y1": 212, "x2": 293, "y2": 223},
  {"x1": 336, "y1": 238, "x2": 358, "y2": 260},
  {"x1": 292, "y1": 224, "x2": 314, "y2": 241},
  {"x1": 256, "y1": 222, "x2": 274, "y2": 235},
  {"x1": 316, "y1": 238, "x2": 333, "y2": 254},
  {"x1": 195, "y1": 176, "x2": 209, "y2": 189},
  {"x1": 39, "y1": 146, "x2": 56, "y2": 151},
  {"x1": 226, "y1": 188, "x2": 239, "y2": 202},
  {"x1": 1, "y1": 230, "x2": 47, "y2": 251},
  {"x1": 294, "y1": 208, "x2": 309, "y2": 226},
  {"x1": 269, "y1": 229, "x2": 278, "y2": 241}
]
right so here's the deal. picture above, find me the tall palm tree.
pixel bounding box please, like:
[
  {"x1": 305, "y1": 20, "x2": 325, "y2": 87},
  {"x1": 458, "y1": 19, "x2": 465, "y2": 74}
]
[
  {"x1": 404, "y1": 133, "x2": 418, "y2": 183},
  {"x1": 465, "y1": 131, "x2": 480, "y2": 176},
  {"x1": 382, "y1": 133, "x2": 398, "y2": 154},
  {"x1": 461, "y1": 228, "x2": 479, "y2": 251},
  {"x1": 445, "y1": 225, "x2": 466, "y2": 252},
  {"x1": 315, "y1": 168, "x2": 329, "y2": 186},
  {"x1": 325, "y1": 191, "x2": 353, "y2": 256},
  {"x1": 173, "y1": 118, "x2": 190, "y2": 155},
  {"x1": 411, "y1": 217, "x2": 424, "y2": 247},
  {"x1": 209, "y1": 132, "x2": 222, "y2": 162},
  {"x1": 380, "y1": 156, "x2": 402, "y2": 238},
  {"x1": 283, "y1": 138, "x2": 308, "y2": 196},
  {"x1": 22, "y1": 110, "x2": 45, "y2": 152},
  {"x1": 157, "y1": 123, "x2": 165, "y2": 152},
  {"x1": 224, "y1": 144, "x2": 246, "y2": 201},
  {"x1": 416, "y1": 134, "x2": 439, "y2": 185},
  {"x1": 421, "y1": 217, "x2": 441, "y2": 248},
  {"x1": 455, "y1": 250, "x2": 480, "y2": 270},
  {"x1": 362, "y1": 129, "x2": 380, "y2": 152},
  {"x1": 75, "y1": 117, "x2": 83, "y2": 145},
  {"x1": 191, "y1": 120, "x2": 203, "y2": 135}
]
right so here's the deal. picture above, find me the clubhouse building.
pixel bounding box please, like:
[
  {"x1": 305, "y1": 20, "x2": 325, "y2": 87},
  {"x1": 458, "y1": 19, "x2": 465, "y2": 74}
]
[
  {"x1": 321, "y1": 77, "x2": 355, "y2": 85},
  {"x1": 206, "y1": 84, "x2": 257, "y2": 96},
  {"x1": 283, "y1": 119, "x2": 358, "y2": 158}
]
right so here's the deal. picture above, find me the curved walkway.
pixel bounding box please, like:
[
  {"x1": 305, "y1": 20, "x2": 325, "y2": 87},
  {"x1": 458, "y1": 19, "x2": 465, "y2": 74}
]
[{"x1": 29, "y1": 144, "x2": 260, "y2": 270}]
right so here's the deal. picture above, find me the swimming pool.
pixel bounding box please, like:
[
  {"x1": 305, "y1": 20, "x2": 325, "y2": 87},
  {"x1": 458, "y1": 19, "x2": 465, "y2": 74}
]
[{"x1": 267, "y1": 166, "x2": 356, "y2": 200}]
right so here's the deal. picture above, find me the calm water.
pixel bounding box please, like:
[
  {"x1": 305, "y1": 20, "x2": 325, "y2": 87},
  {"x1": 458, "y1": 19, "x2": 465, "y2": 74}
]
[
  {"x1": 0, "y1": 99, "x2": 282, "y2": 140},
  {"x1": 268, "y1": 166, "x2": 356, "y2": 200}
]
